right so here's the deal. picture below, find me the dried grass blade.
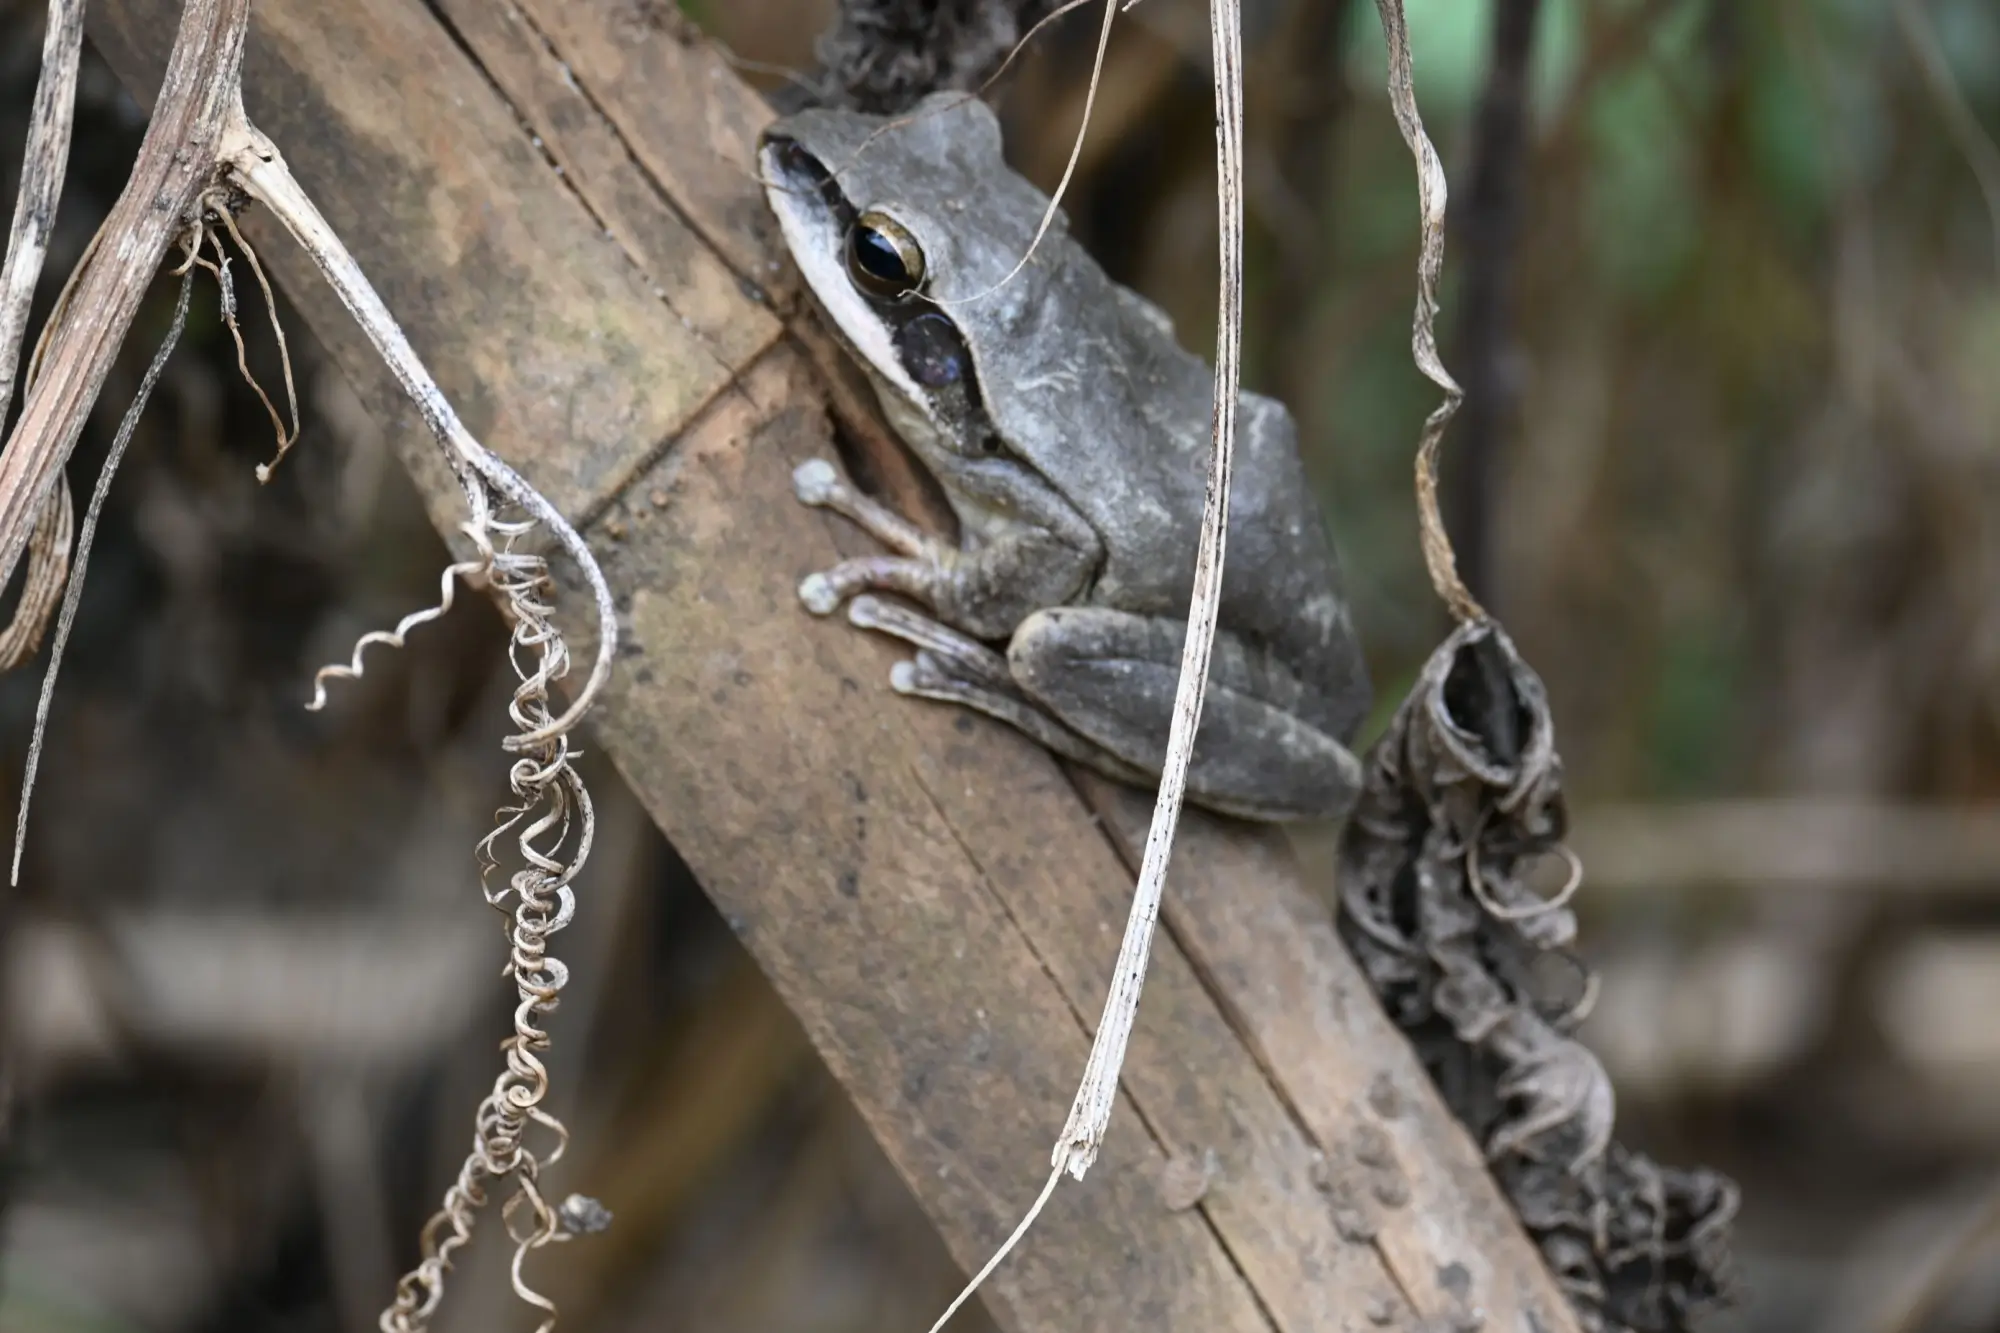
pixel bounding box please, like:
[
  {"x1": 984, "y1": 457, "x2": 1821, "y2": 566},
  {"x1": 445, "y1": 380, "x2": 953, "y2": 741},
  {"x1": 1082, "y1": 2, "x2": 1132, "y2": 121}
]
[
  {"x1": 12, "y1": 269, "x2": 192, "y2": 885},
  {"x1": 919, "y1": 1, "x2": 1249, "y2": 1326},
  {"x1": 1372, "y1": 0, "x2": 1482, "y2": 623}
]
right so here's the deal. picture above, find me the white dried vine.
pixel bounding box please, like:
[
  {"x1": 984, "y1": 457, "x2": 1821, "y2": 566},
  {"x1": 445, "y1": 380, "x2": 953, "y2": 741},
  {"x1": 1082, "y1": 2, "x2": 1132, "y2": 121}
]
[
  {"x1": 204, "y1": 113, "x2": 619, "y2": 1333},
  {"x1": 0, "y1": 7, "x2": 619, "y2": 1328}
]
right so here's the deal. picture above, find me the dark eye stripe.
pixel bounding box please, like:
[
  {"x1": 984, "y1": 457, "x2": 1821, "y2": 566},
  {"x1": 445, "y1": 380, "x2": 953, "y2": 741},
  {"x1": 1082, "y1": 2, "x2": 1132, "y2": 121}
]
[{"x1": 894, "y1": 312, "x2": 968, "y2": 388}]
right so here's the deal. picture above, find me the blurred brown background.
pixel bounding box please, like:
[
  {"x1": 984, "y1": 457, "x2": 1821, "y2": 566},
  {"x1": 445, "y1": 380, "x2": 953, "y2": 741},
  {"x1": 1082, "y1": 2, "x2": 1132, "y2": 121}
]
[{"x1": 2, "y1": 0, "x2": 1999, "y2": 1329}]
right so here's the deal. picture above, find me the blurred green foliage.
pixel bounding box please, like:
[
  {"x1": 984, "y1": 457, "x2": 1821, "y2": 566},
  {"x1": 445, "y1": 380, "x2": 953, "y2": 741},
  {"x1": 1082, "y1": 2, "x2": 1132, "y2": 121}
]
[{"x1": 1289, "y1": 0, "x2": 2000, "y2": 800}]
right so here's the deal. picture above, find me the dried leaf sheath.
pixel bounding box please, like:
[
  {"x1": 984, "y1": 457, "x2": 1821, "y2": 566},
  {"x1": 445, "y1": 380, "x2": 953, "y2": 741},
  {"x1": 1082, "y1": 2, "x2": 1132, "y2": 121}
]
[
  {"x1": 1338, "y1": 620, "x2": 1738, "y2": 1332},
  {"x1": 1352, "y1": 6, "x2": 1735, "y2": 1324}
]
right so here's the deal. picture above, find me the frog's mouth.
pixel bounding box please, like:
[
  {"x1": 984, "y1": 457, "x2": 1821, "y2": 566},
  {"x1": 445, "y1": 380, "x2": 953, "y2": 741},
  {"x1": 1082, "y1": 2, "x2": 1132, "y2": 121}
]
[{"x1": 761, "y1": 137, "x2": 1003, "y2": 460}]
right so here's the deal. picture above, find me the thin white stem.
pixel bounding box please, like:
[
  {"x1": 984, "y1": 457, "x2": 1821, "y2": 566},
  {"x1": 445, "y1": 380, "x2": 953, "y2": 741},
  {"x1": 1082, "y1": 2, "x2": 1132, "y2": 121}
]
[
  {"x1": 918, "y1": 1, "x2": 1248, "y2": 1327},
  {"x1": 0, "y1": 0, "x2": 84, "y2": 423},
  {"x1": 921, "y1": 1164, "x2": 1064, "y2": 1333},
  {"x1": 216, "y1": 109, "x2": 618, "y2": 747},
  {"x1": 1053, "y1": 0, "x2": 1245, "y2": 1187},
  {"x1": 0, "y1": 0, "x2": 86, "y2": 667}
]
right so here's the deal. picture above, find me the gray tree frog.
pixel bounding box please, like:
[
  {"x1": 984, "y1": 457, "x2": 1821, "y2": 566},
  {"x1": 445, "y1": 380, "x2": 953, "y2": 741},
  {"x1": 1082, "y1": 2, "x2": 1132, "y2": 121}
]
[{"x1": 760, "y1": 93, "x2": 1370, "y2": 822}]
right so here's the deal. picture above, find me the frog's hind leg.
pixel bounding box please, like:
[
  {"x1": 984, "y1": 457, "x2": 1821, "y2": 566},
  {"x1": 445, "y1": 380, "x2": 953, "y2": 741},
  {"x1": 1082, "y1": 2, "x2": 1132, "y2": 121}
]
[
  {"x1": 1007, "y1": 606, "x2": 1363, "y2": 822},
  {"x1": 845, "y1": 595, "x2": 1154, "y2": 784}
]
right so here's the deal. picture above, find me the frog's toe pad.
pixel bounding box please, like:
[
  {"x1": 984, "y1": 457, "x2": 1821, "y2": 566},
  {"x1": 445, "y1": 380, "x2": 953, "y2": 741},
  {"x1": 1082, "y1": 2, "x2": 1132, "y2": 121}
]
[
  {"x1": 792, "y1": 458, "x2": 842, "y2": 505},
  {"x1": 888, "y1": 660, "x2": 919, "y2": 694},
  {"x1": 798, "y1": 572, "x2": 843, "y2": 615}
]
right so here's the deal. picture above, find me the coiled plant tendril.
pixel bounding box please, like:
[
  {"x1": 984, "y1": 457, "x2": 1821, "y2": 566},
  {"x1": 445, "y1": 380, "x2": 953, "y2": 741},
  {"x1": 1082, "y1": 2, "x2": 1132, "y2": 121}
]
[{"x1": 374, "y1": 507, "x2": 606, "y2": 1333}]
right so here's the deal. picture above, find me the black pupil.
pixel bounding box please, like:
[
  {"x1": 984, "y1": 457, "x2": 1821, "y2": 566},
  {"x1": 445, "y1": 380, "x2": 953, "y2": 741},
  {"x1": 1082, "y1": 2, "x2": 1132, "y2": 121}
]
[{"x1": 851, "y1": 225, "x2": 912, "y2": 289}]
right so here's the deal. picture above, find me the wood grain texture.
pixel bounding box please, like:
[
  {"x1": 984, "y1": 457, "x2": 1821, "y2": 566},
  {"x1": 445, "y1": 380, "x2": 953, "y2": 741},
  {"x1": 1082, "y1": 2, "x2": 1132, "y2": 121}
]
[
  {"x1": 1084, "y1": 775, "x2": 1580, "y2": 1332},
  {"x1": 85, "y1": 1, "x2": 1580, "y2": 1329}
]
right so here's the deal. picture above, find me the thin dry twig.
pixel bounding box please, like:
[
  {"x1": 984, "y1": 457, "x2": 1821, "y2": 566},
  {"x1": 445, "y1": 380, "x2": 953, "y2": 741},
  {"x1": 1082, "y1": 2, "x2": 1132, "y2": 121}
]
[
  {"x1": 920, "y1": 2, "x2": 1247, "y2": 1328},
  {"x1": 173, "y1": 191, "x2": 299, "y2": 479},
  {"x1": 219, "y1": 122, "x2": 608, "y2": 748},
  {"x1": 11, "y1": 269, "x2": 193, "y2": 885},
  {"x1": 219, "y1": 121, "x2": 616, "y2": 746},
  {"x1": 0, "y1": 0, "x2": 83, "y2": 424},
  {"x1": 205, "y1": 194, "x2": 301, "y2": 480},
  {"x1": 0, "y1": 0, "x2": 251, "y2": 599},
  {"x1": 931, "y1": 0, "x2": 1119, "y2": 310}
]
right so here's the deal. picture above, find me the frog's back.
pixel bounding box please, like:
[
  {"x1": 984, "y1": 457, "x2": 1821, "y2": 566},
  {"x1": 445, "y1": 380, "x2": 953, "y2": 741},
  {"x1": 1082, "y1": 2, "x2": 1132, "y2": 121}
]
[{"x1": 978, "y1": 245, "x2": 1366, "y2": 740}]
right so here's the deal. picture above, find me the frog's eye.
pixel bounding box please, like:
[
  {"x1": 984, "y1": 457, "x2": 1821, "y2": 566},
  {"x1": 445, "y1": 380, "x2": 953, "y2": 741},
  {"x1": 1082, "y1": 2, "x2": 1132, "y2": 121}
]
[{"x1": 847, "y1": 211, "x2": 926, "y2": 300}]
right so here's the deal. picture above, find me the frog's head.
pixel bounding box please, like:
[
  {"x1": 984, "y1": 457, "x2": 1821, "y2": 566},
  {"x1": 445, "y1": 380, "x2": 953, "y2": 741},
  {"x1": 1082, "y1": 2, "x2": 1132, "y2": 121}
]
[{"x1": 760, "y1": 94, "x2": 1055, "y2": 460}]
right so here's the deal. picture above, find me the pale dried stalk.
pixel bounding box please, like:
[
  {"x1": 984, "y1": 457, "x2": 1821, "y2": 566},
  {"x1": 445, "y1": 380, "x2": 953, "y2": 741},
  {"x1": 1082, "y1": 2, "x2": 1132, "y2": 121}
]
[
  {"x1": 1052, "y1": 0, "x2": 1246, "y2": 1183},
  {"x1": 0, "y1": 0, "x2": 85, "y2": 667},
  {"x1": 219, "y1": 116, "x2": 615, "y2": 744},
  {"x1": 1373, "y1": 0, "x2": 1481, "y2": 624},
  {"x1": 921, "y1": 2, "x2": 1248, "y2": 1328},
  {"x1": 0, "y1": 0, "x2": 83, "y2": 422}
]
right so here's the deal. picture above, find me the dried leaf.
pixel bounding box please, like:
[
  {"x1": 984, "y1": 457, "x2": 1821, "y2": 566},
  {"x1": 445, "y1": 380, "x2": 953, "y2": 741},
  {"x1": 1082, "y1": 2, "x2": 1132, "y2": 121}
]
[{"x1": 1338, "y1": 620, "x2": 1738, "y2": 1333}]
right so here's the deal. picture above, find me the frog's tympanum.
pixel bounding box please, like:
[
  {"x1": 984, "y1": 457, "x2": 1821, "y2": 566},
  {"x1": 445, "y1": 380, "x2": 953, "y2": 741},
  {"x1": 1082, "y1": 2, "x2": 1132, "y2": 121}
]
[{"x1": 760, "y1": 94, "x2": 1370, "y2": 822}]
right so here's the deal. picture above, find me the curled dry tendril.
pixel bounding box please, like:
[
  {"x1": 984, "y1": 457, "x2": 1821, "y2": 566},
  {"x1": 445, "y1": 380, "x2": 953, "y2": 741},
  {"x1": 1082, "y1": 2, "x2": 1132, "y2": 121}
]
[
  {"x1": 304, "y1": 549, "x2": 486, "y2": 710},
  {"x1": 375, "y1": 510, "x2": 606, "y2": 1333}
]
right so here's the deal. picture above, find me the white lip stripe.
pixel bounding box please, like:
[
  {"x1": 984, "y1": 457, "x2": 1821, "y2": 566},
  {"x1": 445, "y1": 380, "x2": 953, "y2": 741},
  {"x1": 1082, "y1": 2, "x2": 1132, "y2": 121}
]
[{"x1": 762, "y1": 144, "x2": 941, "y2": 433}]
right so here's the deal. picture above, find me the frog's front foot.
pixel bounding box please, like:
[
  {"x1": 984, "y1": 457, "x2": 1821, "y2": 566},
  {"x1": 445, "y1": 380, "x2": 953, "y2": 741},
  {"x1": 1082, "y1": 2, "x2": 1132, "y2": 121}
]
[
  {"x1": 791, "y1": 458, "x2": 844, "y2": 506},
  {"x1": 798, "y1": 571, "x2": 845, "y2": 616},
  {"x1": 791, "y1": 456, "x2": 953, "y2": 617}
]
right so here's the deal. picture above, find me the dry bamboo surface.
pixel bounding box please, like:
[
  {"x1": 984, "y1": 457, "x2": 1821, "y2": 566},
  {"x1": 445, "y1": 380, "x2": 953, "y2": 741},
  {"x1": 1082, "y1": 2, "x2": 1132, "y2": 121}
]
[{"x1": 87, "y1": 3, "x2": 1578, "y2": 1330}]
